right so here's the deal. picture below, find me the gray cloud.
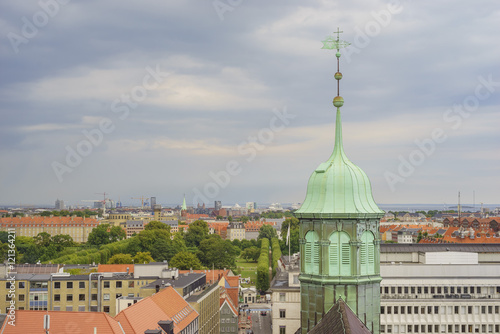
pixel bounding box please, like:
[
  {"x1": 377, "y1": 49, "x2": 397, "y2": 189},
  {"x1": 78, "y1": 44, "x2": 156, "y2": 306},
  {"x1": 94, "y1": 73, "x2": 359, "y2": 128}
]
[{"x1": 1, "y1": 0, "x2": 499, "y2": 207}]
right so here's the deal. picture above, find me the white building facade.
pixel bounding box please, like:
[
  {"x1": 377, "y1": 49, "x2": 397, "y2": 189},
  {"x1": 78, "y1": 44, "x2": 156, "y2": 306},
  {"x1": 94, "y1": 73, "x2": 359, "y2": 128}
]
[{"x1": 380, "y1": 253, "x2": 500, "y2": 334}]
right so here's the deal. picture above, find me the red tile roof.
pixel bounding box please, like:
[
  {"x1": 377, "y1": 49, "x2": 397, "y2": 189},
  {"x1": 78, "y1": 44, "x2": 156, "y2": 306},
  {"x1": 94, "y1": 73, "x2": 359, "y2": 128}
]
[
  {"x1": 98, "y1": 264, "x2": 134, "y2": 274},
  {"x1": 0, "y1": 310, "x2": 123, "y2": 334},
  {"x1": 115, "y1": 285, "x2": 198, "y2": 334},
  {"x1": 0, "y1": 216, "x2": 98, "y2": 227}
]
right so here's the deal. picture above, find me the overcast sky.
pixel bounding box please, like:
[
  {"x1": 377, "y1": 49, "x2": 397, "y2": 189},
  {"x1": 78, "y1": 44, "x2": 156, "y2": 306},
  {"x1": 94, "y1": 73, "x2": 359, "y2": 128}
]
[{"x1": 1, "y1": 0, "x2": 499, "y2": 208}]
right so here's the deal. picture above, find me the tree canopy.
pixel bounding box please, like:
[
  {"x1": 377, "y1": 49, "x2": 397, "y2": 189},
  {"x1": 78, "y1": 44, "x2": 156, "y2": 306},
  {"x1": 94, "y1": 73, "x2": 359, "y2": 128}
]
[
  {"x1": 258, "y1": 224, "x2": 277, "y2": 240},
  {"x1": 185, "y1": 220, "x2": 209, "y2": 248},
  {"x1": 170, "y1": 251, "x2": 202, "y2": 270}
]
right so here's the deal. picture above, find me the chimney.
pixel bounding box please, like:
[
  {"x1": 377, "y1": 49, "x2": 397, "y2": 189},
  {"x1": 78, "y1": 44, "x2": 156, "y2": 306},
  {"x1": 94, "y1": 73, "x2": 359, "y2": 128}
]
[{"x1": 158, "y1": 320, "x2": 174, "y2": 334}]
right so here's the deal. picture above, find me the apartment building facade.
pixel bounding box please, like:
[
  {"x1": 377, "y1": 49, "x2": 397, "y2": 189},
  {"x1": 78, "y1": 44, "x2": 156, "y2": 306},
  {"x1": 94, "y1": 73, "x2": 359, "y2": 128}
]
[{"x1": 0, "y1": 216, "x2": 99, "y2": 243}]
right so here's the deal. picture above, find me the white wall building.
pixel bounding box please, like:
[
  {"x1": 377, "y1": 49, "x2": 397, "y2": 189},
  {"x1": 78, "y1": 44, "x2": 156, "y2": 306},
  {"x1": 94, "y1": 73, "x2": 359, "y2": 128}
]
[
  {"x1": 270, "y1": 255, "x2": 301, "y2": 334},
  {"x1": 380, "y1": 252, "x2": 500, "y2": 334}
]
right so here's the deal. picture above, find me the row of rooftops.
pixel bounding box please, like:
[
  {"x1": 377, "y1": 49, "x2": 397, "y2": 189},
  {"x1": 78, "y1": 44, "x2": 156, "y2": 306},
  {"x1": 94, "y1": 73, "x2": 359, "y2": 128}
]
[{"x1": 0, "y1": 216, "x2": 99, "y2": 227}]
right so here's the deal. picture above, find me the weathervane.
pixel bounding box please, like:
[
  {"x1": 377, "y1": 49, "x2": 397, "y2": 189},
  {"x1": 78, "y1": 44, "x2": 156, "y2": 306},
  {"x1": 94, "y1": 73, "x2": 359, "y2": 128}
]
[{"x1": 321, "y1": 27, "x2": 350, "y2": 109}]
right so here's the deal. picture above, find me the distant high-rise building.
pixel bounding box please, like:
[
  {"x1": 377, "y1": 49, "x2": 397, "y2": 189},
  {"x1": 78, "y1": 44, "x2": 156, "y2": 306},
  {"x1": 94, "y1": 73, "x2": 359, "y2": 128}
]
[
  {"x1": 214, "y1": 201, "x2": 222, "y2": 211},
  {"x1": 55, "y1": 199, "x2": 65, "y2": 211},
  {"x1": 150, "y1": 197, "x2": 156, "y2": 210}
]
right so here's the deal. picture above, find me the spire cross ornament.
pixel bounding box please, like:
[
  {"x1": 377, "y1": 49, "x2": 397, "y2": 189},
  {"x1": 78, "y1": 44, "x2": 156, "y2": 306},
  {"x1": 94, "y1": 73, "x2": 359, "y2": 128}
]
[
  {"x1": 334, "y1": 27, "x2": 343, "y2": 41},
  {"x1": 321, "y1": 27, "x2": 350, "y2": 109}
]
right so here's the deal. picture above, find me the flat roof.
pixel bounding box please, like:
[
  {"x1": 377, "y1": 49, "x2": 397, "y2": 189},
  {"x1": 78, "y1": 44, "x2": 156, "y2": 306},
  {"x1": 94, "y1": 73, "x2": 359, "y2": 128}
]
[
  {"x1": 142, "y1": 273, "x2": 205, "y2": 289},
  {"x1": 381, "y1": 243, "x2": 500, "y2": 253}
]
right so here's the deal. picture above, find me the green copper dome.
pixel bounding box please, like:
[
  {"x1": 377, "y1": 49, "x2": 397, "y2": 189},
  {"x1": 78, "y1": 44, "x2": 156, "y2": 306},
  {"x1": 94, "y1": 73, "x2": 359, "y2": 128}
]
[{"x1": 295, "y1": 109, "x2": 384, "y2": 219}]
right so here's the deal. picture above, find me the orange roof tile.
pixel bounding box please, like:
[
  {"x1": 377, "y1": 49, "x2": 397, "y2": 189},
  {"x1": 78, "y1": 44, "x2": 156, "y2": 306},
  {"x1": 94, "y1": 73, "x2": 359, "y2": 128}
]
[
  {"x1": 115, "y1": 285, "x2": 198, "y2": 334},
  {"x1": 98, "y1": 264, "x2": 134, "y2": 274},
  {"x1": 0, "y1": 310, "x2": 123, "y2": 334},
  {"x1": 0, "y1": 216, "x2": 98, "y2": 227}
]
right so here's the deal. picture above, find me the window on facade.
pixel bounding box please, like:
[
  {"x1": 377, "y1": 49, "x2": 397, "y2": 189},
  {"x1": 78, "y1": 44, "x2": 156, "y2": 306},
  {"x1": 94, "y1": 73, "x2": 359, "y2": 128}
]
[
  {"x1": 279, "y1": 326, "x2": 286, "y2": 334},
  {"x1": 128, "y1": 281, "x2": 134, "y2": 288},
  {"x1": 18, "y1": 294, "x2": 24, "y2": 301},
  {"x1": 450, "y1": 287, "x2": 455, "y2": 293},
  {"x1": 67, "y1": 294, "x2": 73, "y2": 301},
  {"x1": 91, "y1": 294, "x2": 97, "y2": 301},
  {"x1": 437, "y1": 287, "x2": 441, "y2": 294},
  {"x1": 66, "y1": 306, "x2": 73, "y2": 311},
  {"x1": 78, "y1": 306, "x2": 85, "y2": 312},
  {"x1": 407, "y1": 306, "x2": 412, "y2": 314},
  {"x1": 116, "y1": 293, "x2": 122, "y2": 299},
  {"x1": 404, "y1": 287, "x2": 408, "y2": 294},
  {"x1": 427, "y1": 306, "x2": 432, "y2": 314},
  {"x1": 430, "y1": 287, "x2": 435, "y2": 294},
  {"x1": 279, "y1": 293, "x2": 286, "y2": 302},
  {"x1": 54, "y1": 282, "x2": 60, "y2": 289},
  {"x1": 401, "y1": 306, "x2": 405, "y2": 314},
  {"x1": 470, "y1": 287, "x2": 475, "y2": 294},
  {"x1": 398, "y1": 287, "x2": 402, "y2": 294},
  {"x1": 104, "y1": 281, "x2": 110, "y2": 288},
  {"x1": 19, "y1": 282, "x2": 25, "y2": 289},
  {"x1": 116, "y1": 281, "x2": 122, "y2": 288},
  {"x1": 477, "y1": 287, "x2": 481, "y2": 293},
  {"x1": 444, "y1": 286, "x2": 448, "y2": 293},
  {"x1": 382, "y1": 325, "x2": 386, "y2": 333},
  {"x1": 387, "y1": 306, "x2": 392, "y2": 314},
  {"x1": 329, "y1": 231, "x2": 350, "y2": 276},
  {"x1": 481, "y1": 306, "x2": 486, "y2": 314},
  {"x1": 434, "y1": 306, "x2": 439, "y2": 314},
  {"x1": 79, "y1": 282, "x2": 85, "y2": 289},
  {"x1": 381, "y1": 306, "x2": 385, "y2": 314},
  {"x1": 67, "y1": 282, "x2": 73, "y2": 289},
  {"x1": 91, "y1": 282, "x2": 98, "y2": 289},
  {"x1": 280, "y1": 309, "x2": 286, "y2": 318},
  {"x1": 305, "y1": 231, "x2": 320, "y2": 275},
  {"x1": 103, "y1": 306, "x2": 110, "y2": 313},
  {"x1": 488, "y1": 306, "x2": 493, "y2": 314},
  {"x1": 90, "y1": 306, "x2": 97, "y2": 312},
  {"x1": 464, "y1": 287, "x2": 468, "y2": 293},
  {"x1": 411, "y1": 287, "x2": 415, "y2": 294},
  {"x1": 360, "y1": 231, "x2": 375, "y2": 275},
  {"x1": 417, "y1": 287, "x2": 422, "y2": 294},
  {"x1": 79, "y1": 294, "x2": 85, "y2": 301},
  {"x1": 54, "y1": 294, "x2": 60, "y2": 302},
  {"x1": 424, "y1": 287, "x2": 428, "y2": 294},
  {"x1": 385, "y1": 287, "x2": 389, "y2": 294},
  {"x1": 457, "y1": 287, "x2": 462, "y2": 294}
]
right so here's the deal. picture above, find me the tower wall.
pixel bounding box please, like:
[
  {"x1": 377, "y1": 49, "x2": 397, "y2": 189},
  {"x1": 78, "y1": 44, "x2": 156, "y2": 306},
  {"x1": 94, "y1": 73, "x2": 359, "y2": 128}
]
[{"x1": 298, "y1": 218, "x2": 382, "y2": 334}]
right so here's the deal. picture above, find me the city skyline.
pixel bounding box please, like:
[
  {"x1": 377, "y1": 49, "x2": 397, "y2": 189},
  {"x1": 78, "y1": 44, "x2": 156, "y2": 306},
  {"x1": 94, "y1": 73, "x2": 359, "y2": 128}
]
[{"x1": 1, "y1": 1, "x2": 499, "y2": 207}]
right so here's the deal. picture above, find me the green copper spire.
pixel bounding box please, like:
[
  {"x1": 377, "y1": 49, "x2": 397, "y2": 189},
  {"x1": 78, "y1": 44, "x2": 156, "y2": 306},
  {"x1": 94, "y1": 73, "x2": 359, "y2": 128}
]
[
  {"x1": 295, "y1": 29, "x2": 383, "y2": 219},
  {"x1": 298, "y1": 30, "x2": 383, "y2": 334},
  {"x1": 181, "y1": 194, "x2": 187, "y2": 211}
]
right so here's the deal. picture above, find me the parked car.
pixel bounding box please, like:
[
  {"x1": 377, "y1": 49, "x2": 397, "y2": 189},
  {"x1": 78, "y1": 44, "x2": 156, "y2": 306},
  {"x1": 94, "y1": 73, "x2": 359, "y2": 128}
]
[{"x1": 260, "y1": 311, "x2": 267, "y2": 316}]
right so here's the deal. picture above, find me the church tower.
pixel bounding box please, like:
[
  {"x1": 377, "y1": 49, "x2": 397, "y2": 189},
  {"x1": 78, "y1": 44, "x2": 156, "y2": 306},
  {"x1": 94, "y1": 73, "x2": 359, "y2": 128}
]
[{"x1": 295, "y1": 29, "x2": 384, "y2": 334}]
